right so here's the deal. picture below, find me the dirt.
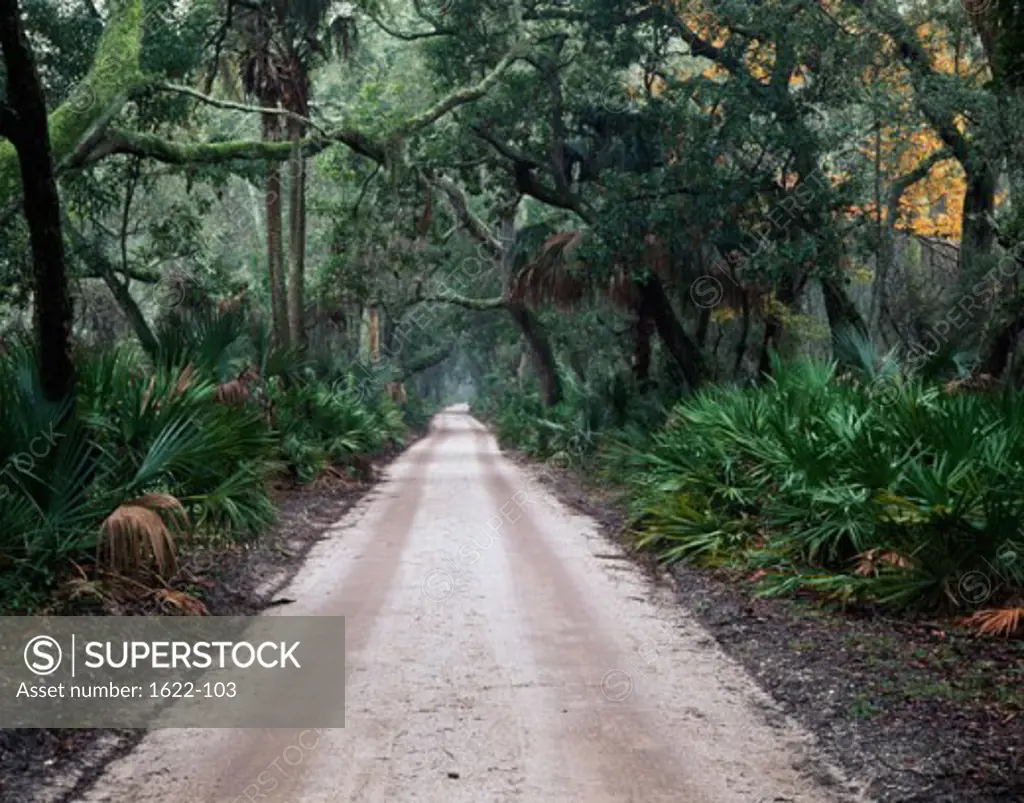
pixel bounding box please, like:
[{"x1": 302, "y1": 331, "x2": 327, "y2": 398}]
[
  {"x1": 39, "y1": 409, "x2": 867, "y2": 802},
  {"x1": 524, "y1": 451, "x2": 1024, "y2": 803},
  {"x1": 0, "y1": 440, "x2": 417, "y2": 803},
  {"x1": 13, "y1": 408, "x2": 1020, "y2": 802}
]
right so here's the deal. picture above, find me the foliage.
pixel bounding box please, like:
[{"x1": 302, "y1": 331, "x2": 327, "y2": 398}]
[
  {"x1": 616, "y1": 356, "x2": 1024, "y2": 614},
  {"x1": 0, "y1": 312, "x2": 425, "y2": 608}
]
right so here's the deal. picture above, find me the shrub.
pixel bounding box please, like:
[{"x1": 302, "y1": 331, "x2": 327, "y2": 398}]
[
  {"x1": 616, "y1": 356, "x2": 1024, "y2": 613},
  {"x1": 0, "y1": 317, "x2": 428, "y2": 608}
]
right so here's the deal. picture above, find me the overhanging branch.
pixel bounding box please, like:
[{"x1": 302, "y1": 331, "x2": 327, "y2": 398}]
[
  {"x1": 416, "y1": 291, "x2": 506, "y2": 310},
  {"x1": 78, "y1": 127, "x2": 387, "y2": 167},
  {"x1": 66, "y1": 47, "x2": 520, "y2": 175},
  {"x1": 427, "y1": 172, "x2": 503, "y2": 260},
  {"x1": 389, "y1": 50, "x2": 519, "y2": 141},
  {"x1": 156, "y1": 82, "x2": 330, "y2": 136},
  {"x1": 401, "y1": 343, "x2": 457, "y2": 380}
]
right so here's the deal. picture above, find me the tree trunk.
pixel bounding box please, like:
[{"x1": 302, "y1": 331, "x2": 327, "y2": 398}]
[
  {"x1": 286, "y1": 119, "x2": 307, "y2": 351},
  {"x1": 734, "y1": 292, "x2": 751, "y2": 377},
  {"x1": 498, "y1": 210, "x2": 562, "y2": 406},
  {"x1": 64, "y1": 222, "x2": 159, "y2": 357},
  {"x1": 359, "y1": 304, "x2": 381, "y2": 364},
  {"x1": 633, "y1": 305, "x2": 654, "y2": 386},
  {"x1": 568, "y1": 350, "x2": 586, "y2": 384},
  {"x1": 368, "y1": 306, "x2": 380, "y2": 363},
  {"x1": 0, "y1": 0, "x2": 75, "y2": 401},
  {"x1": 516, "y1": 337, "x2": 530, "y2": 386},
  {"x1": 695, "y1": 305, "x2": 711, "y2": 349},
  {"x1": 960, "y1": 162, "x2": 997, "y2": 273},
  {"x1": 507, "y1": 302, "x2": 562, "y2": 406},
  {"x1": 980, "y1": 310, "x2": 1024, "y2": 378},
  {"x1": 263, "y1": 114, "x2": 288, "y2": 349},
  {"x1": 757, "y1": 271, "x2": 805, "y2": 379},
  {"x1": 103, "y1": 273, "x2": 159, "y2": 357},
  {"x1": 637, "y1": 275, "x2": 702, "y2": 390},
  {"x1": 822, "y1": 275, "x2": 869, "y2": 352}
]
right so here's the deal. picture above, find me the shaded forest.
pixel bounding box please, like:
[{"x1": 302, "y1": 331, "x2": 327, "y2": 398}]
[{"x1": 3, "y1": 0, "x2": 1024, "y2": 636}]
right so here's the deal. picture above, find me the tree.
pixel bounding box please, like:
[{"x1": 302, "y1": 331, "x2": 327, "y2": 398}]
[{"x1": 0, "y1": 0, "x2": 75, "y2": 402}]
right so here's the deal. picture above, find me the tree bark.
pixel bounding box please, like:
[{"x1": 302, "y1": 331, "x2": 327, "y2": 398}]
[
  {"x1": 633, "y1": 305, "x2": 654, "y2": 386},
  {"x1": 980, "y1": 309, "x2": 1024, "y2": 378},
  {"x1": 516, "y1": 337, "x2": 530, "y2": 386},
  {"x1": 0, "y1": 0, "x2": 75, "y2": 401},
  {"x1": 287, "y1": 119, "x2": 307, "y2": 350},
  {"x1": 499, "y1": 211, "x2": 562, "y2": 406},
  {"x1": 263, "y1": 115, "x2": 288, "y2": 348},
  {"x1": 757, "y1": 271, "x2": 805, "y2": 379},
  {"x1": 821, "y1": 275, "x2": 869, "y2": 351},
  {"x1": 64, "y1": 220, "x2": 159, "y2": 357},
  {"x1": 695, "y1": 305, "x2": 711, "y2": 349},
  {"x1": 734, "y1": 291, "x2": 751, "y2": 377},
  {"x1": 960, "y1": 162, "x2": 998, "y2": 273},
  {"x1": 507, "y1": 301, "x2": 562, "y2": 406},
  {"x1": 637, "y1": 275, "x2": 702, "y2": 390}
]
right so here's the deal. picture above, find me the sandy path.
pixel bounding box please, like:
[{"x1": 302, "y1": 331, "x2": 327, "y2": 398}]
[{"x1": 75, "y1": 408, "x2": 859, "y2": 803}]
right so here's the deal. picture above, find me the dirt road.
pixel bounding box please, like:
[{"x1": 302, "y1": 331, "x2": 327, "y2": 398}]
[{"x1": 75, "y1": 408, "x2": 858, "y2": 802}]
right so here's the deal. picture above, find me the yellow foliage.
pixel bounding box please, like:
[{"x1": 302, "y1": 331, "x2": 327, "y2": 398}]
[
  {"x1": 711, "y1": 306, "x2": 740, "y2": 324},
  {"x1": 853, "y1": 266, "x2": 875, "y2": 284},
  {"x1": 745, "y1": 42, "x2": 775, "y2": 84}
]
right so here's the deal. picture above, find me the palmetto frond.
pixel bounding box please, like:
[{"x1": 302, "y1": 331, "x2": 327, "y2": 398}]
[
  {"x1": 97, "y1": 493, "x2": 190, "y2": 578},
  {"x1": 961, "y1": 607, "x2": 1024, "y2": 638},
  {"x1": 509, "y1": 231, "x2": 586, "y2": 310}
]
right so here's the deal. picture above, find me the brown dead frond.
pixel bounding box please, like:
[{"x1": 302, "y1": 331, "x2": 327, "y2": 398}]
[
  {"x1": 509, "y1": 231, "x2": 587, "y2": 310},
  {"x1": 140, "y1": 365, "x2": 194, "y2": 413},
  {"x1": 217, "y1": 377, "x2": 253, "y2": 404},
  {"x1": 97, "y1": 494, "x2": 189, "y2": 578},
  {"x1": 140, "y1": 375, "x2": 157, "y2": 414},
  {"x1": 854, "y1": 548, "x2": 914, "y2": 577},
  {"x1": 174, "y1": 364, "x2": 196, "y2": 396},
  {"x1": 962, "y1": 607, "x2": 1024, "y2": 638},
  {"x1": 608, "y1": 264, "x2": 638, "y2": 308},
  {"x1": 134, "y1": 493, "x2": 190, "y2": 531},
  {"x1": 62, "y1": 562, "x2": 113, "y2": 606},
  {"x1": 642, "y1": 233, "x2": 669, "y2": 277},
  {"x1": 154, "y1": 588, "x2": 210, "y2": 616},
  {"x1": 944, "y1": 373, "x2": 997, "y2": 396}
]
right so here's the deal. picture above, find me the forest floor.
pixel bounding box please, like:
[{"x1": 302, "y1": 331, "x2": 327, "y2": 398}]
[
  {"x1": 21, "y1": 409, "x2": 865, "y2": 802},
  {"x1": 532, "y1": 458, "x2": 1024, "y2": 803},
  {"x1": 0, "y1": 438, "x2": 417, "y2": 803}
]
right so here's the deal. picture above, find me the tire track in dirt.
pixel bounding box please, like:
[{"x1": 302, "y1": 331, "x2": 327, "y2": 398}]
[
  {"x1": 69, "y1": 410, "x2": 859, "y2": 803},
  {"x1": 77, "y1": 427, "x2": 448, "y2": 802}
]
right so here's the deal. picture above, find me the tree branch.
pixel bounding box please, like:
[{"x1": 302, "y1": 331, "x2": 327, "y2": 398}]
[
  {"x1": 427, "y1": 172, "x2": 503, "y2": 260},
  {"x1": 368, "y1": 10, "x2": 454, "y2": 41},
  {"x1": 68, "y1": 48, "x2": 520, "y2": 173},
  {"x1": 471, "y1": 123, "x2": 544, "y2": 168},
  {"x1": 416, "y1": 291, "x2": 506, "y2": 310},
  {"x1": 887, "y1": 148, "x2": 954, "y2": 229},
  {"x1": 472, "y1": 124, "x2": 595, "y2": 223},
  {"x1": 389, "y1": 50, "x2": 520, "y2": 141},
  {"x1": 77, "y1": 126, "x2": 387, "y2": 167},
  {"x1": 401, "y1": 342, "x2": 457, "y2": 380},
  {"x1": 847, "y1": 0, "x2": 974, "y2": 166},
  {"x1": 1, "y1": 2, "x2": 516, "y2": 192},
  {"x1": 156, "y1": 82, "x2": 330, "y2": 136}
]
